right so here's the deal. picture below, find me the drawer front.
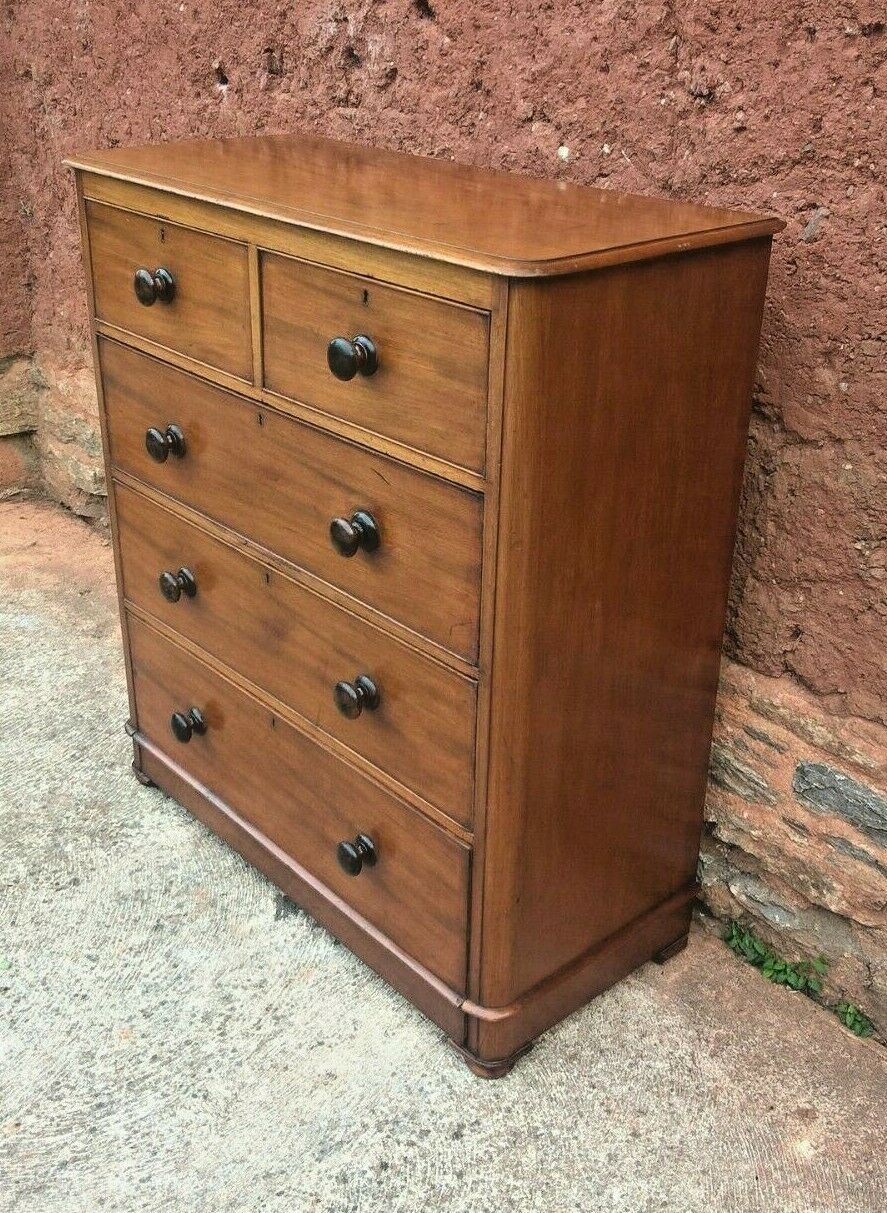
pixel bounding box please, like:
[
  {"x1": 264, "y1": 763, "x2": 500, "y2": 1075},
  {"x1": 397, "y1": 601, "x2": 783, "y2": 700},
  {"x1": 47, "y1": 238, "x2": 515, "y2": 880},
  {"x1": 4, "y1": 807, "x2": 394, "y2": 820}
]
[
  {"x1": 87, "y1": 201, "x2": 252, "y2": 379},
  {"x1": 128, "y1": 616, "x2": 470, "y2": 989},
  {"x1": 261, "y1": 253, "x2": 489, "y2": 472},
  {"x1": 102, "y1": 340, "x2": 483, "y2": 661},
  {"x1": 116, "y1": 484, "x2": 477, "y2": 824}
]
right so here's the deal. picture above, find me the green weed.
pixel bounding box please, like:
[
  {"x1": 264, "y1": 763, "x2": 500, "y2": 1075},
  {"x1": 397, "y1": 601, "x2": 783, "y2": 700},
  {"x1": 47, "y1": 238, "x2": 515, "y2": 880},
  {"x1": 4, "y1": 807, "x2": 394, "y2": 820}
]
[
  {"x1": 726, "y1": 921, "x2": 826, "y2": 995},
  {"x1": 725, "y1": 921, "x2": 877, "y2": 1040},
  {"x1": 835, "y1": 1001, "x2": 875, "y2": 1038}
]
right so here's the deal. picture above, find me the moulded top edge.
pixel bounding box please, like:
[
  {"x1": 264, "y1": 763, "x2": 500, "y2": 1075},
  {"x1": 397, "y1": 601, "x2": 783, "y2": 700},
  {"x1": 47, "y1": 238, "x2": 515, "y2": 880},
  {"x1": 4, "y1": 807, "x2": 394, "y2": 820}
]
[{"x1": 65, "y1": 133, "x2": 785, "y2": 278}]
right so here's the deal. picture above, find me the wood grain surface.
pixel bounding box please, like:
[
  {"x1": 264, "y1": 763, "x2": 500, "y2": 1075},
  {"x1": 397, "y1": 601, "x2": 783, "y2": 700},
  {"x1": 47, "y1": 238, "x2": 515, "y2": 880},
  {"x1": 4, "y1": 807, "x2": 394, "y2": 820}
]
[
  {"x1": 100, "y1": 339, "x2": 484, "y2": 661},
  {"x1": 86, "y1": 201, "x2": 252, "y2": 379},
  {"x1": 262, "y1": 252, "x2": 489, "y2": 471},
  {"x1": 115, "y1": 483, "x2": 478, "y2": 824},
  {"x1": 68, "y1": 133, "x2": 783, "y2": 276},
  {"x1": 128, "y1": 615, "x2": 470, "y2": 990},
  {"x1": 474, "y1": 238, "x2": 774, "y2": 1031}
]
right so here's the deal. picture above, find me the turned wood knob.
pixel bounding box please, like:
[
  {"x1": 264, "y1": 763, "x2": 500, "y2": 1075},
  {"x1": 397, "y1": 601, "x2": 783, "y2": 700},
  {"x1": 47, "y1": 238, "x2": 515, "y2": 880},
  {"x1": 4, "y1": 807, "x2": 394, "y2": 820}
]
[
  {"x1": 336, "y1": 833, "x2": 377, "y2": 876},
  {"x1": 327, "y1": 334, "x2": 379, "y2": 381},
  {"x1": 159, "y1": 567, "x2": 197, "y2": 603},
  {"x1": 333, "y1": 674, "x2": 380, "y2": 719},
  {"x1": 329, "y1": 509, "x2": 380, "y2": 557},
  {"x1": 145, "y1": 424, "x2": 186, "y2": 463},
  {"x1": 169, "y1": 706, "x2": 207, "y2": 743},
  {"x1": 134, "y1": 267, "x2": 176, "y2": 306}
]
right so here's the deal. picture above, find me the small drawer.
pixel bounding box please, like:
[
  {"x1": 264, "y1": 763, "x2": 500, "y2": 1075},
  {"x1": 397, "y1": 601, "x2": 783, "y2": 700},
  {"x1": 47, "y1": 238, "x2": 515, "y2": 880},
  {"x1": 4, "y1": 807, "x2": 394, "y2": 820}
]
[
  {"x1": 86, "y1": 201, "x2": 252, "y2": 379},
  {"x1": 102, "y1": 340, "x2": 483, "y2": 661},
  {"x1": 116, "y1": 484, "x2": 477, "y2": 824},
  {"x1": 128, "y1": 616, "x2": 470, "y2": 989},
  {"x1": 261, "y1": 253, "x2": 489, "y2": 472}
]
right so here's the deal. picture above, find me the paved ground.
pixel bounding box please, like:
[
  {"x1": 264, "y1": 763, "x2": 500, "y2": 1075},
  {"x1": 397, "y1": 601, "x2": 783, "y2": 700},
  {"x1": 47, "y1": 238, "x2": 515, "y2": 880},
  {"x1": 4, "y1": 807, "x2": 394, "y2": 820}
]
[{"x1": 1, "y1": 498, "x2": 885, "y2": 1213}]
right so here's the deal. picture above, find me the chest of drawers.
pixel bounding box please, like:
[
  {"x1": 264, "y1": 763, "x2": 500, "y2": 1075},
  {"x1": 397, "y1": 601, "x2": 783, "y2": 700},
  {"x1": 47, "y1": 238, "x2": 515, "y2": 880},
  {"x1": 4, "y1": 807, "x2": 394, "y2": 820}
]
[{"x1": 67, "y1": 134, "x2": 782, "y2": 1076}]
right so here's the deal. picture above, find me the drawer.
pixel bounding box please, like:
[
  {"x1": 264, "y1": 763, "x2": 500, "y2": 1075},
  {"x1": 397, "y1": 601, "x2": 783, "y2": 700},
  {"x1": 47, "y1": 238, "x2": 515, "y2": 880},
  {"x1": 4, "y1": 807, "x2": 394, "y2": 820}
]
[
  {"x1": 261, "y1": 253, "x2": 489, "y2": 472},
  {"x1": 102, "y1": 340, "x2": 483, "y2": 661},
  {"x1": 116, "y1": 484, "x2": 477, "y2": 824},
  {"x1": 86, "y1": 202, "x2": 252, "y2": 379},
  {"x1": 128, "y1": 616, "x2": 470, "y2": 989}
]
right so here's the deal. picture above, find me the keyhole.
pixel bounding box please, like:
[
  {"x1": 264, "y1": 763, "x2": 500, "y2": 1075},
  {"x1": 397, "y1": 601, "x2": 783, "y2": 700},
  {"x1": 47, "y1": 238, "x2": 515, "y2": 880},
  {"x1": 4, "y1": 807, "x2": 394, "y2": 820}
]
[{"x1": 362, "y1": 289, "x2": 369, "y2": 305}]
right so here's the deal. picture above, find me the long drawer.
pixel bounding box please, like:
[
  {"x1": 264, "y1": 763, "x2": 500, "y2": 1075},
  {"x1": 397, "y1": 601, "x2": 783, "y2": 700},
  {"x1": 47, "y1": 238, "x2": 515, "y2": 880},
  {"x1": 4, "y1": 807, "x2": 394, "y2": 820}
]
[
  {"x1": 115, "y1": 484, "x2": 477, "y2": 824},
  {"x1": 101, "y1": 339, "x2": 484, "y2": 661},
  {"x1": 261, "y1": 252, "x2": 489, "y2": 471},
  {"x1": 87, "y1": 202, "x2": 252, "y2": 379},
  {"x1": 128, "y1": 616, "x2": 470, "y2": 989}
]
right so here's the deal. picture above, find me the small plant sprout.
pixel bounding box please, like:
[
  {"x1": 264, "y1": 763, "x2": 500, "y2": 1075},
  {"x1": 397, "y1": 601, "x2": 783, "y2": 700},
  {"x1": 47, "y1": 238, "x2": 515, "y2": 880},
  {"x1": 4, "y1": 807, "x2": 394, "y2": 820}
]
[{"x1": 725, "y1": 922, "x2": 877, "y2": 1039}]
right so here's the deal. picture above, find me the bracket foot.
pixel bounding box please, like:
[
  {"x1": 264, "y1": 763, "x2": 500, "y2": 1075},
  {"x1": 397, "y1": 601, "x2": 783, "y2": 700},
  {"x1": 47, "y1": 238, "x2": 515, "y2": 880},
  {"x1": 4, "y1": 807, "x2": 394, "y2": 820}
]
[
  {"x1": 132, "y1": 762, "x2": 155, "y2": 788},
  {"x1": 450, "y1": 1039, "x2": 533, "y2": 1079}
]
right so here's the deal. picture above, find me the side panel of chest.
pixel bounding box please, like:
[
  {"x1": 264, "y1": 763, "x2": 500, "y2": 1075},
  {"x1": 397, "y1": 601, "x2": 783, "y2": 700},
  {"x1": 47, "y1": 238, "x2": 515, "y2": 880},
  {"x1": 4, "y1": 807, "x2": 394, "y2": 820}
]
[{"x1": 472, "y1": 239, "x2": 773, "y2": 1060}]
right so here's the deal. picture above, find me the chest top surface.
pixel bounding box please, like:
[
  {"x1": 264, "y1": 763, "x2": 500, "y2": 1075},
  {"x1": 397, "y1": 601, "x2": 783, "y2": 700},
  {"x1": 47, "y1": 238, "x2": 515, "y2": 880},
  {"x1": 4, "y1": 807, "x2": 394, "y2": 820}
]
[{"x1": 66, "y1": 132, "x2": 782, "y2": 277}]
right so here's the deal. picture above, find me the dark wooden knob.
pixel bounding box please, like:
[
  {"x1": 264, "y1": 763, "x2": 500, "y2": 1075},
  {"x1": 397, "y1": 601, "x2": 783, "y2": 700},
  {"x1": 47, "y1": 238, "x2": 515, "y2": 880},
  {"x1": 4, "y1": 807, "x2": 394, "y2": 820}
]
[
  {"x1": 170, "y1": 706, "x2": 207, "y2": 743},
  {"x1": 159, "y1": 567, "x2": 197, "y2": 603},
  {"x1": 334, "y1": 674, "x2": 380, "y2": 719},
  {"x1": 329, "y1": 509, "x2": 380, "y2": 557},
  {"x1": 336, "y1": 833, "x2": 377, "y2": 876},
  {"x1": 327, "y1": 334, "x2": 378, "y2": 381},
  {"x1": 145, "y1": 424, "x2": 186, "y2": 463},
  {"x1": 134, "y1": 267, "x2": 175, "y2": 306}
]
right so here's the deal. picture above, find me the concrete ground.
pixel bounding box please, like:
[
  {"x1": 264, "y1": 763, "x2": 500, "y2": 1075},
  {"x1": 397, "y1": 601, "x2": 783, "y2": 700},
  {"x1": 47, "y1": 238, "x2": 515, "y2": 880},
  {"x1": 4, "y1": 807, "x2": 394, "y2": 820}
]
[{"x1": 1, "y1": 498, "x2": 884, "y2": 1213}]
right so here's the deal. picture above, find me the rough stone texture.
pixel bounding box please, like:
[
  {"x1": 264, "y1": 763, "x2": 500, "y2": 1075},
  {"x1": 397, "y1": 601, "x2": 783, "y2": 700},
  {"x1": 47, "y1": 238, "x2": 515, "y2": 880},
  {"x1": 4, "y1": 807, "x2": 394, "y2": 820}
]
[
  {"x1": 0, "y1": 3, "x2": 884, "y2": 1036},
  {"x1": 0, "y1": 432, "x2": 38, "y2": 498},
  {"x1": 794, "y1": 761, "x2": 887, "y2": 843},
  {"x1": 0, "y1": 356, "x2": 37, "y2": 437},
  {"x1": 703, "y1": 660, "x2": 887, "y2": 1036},
  {"x1": 0, "y1": 29, "x2": 31, "y2": 357},
  {"x1": 34, "y1": 356, "x2": 107, "y2": 518},
  {"x1": 2, "y1": 499, "x2": 886, "y2": 1213},
  {"x1": 0, "y1": 353, "x2": 39, "y2": 494},
  {"x1": 729, "y1": 435, "x2": 887, "y2": 725}
]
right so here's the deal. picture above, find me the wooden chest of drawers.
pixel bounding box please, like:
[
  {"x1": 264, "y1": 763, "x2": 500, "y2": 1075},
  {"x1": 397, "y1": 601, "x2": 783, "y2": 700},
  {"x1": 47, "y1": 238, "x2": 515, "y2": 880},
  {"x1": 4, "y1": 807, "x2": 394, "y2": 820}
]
[{"x1": 67, "y1": 134, "x2": 782, "y2": 1076}]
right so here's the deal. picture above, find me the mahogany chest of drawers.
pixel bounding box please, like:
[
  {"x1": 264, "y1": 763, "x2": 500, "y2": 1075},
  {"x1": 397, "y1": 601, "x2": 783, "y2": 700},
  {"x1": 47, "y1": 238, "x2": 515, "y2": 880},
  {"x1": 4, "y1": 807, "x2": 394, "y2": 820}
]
[{"x1": 67, "y1": 135, "x2": 781, "y2": 1076}]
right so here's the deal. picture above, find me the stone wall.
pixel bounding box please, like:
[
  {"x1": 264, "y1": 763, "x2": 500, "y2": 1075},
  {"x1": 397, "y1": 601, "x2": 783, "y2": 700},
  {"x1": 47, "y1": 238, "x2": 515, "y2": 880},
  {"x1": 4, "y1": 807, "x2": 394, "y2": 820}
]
[
  {"x1": 1, "y1": 3, "x2": 884, "y2": 1031},
  {"x1": 703, "y1": 660, "x2": 885, "y2": 1032},
  {"x1": 0, "y1": 357, "x2": 39, "y2": 500}
]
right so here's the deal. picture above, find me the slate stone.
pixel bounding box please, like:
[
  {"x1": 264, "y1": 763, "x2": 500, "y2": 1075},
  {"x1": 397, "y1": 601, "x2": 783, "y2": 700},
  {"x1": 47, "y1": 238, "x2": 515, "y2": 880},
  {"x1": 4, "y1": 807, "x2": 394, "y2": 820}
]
[
  {"x1": 824, "y1": 835, "x2": 887, "y2": 878},
  {"x1": 793, "y1": 762, "x2": 887, "y2": 845},
  {"x1": 709, "y1": 743, "x2": 777, "y2": 805},
  {"x1": 743, "y1": 724, "x2": 788, "y2": 753}
]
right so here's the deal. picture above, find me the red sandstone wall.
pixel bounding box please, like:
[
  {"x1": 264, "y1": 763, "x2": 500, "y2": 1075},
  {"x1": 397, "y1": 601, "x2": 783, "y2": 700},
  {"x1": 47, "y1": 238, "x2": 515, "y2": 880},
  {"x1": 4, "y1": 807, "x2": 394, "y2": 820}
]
[{"x1": 1, "y1": 2, "x2": 884, "y2": 1027}]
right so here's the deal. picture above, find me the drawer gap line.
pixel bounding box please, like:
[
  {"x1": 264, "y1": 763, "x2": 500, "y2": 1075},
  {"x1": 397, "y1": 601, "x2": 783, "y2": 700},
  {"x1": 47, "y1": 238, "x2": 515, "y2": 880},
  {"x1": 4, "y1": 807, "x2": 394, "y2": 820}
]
[
  {"x1": 113, "y1": 471, "x2": 481, "y2": 677},
  {"x1": 124, "y1": 605, "x2": 475, "y2": 844}
]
